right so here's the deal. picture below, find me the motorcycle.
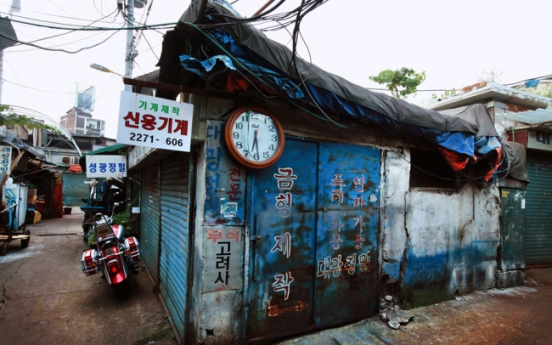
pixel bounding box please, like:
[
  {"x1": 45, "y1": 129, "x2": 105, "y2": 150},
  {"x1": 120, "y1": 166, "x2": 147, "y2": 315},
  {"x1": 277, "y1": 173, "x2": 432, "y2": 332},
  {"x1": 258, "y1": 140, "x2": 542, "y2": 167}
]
[
  {"x1": 80, "y1": 179, "x2": 126, "y2": 245},
  {"x1": 80, "y1": 200, "x2": 141, "y2": 299}
]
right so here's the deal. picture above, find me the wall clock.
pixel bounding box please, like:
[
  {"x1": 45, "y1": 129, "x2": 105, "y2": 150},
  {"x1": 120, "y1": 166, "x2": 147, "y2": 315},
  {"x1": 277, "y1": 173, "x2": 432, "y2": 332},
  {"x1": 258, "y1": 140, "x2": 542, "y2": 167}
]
[{"x1": 224, "y1": 106, "x2": 285, "y2": 169}]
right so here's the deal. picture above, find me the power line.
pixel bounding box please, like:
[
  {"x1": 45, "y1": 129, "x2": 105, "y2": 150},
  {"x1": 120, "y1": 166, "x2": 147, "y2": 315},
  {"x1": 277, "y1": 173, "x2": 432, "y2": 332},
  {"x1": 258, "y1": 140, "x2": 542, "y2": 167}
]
[
  {"x1": 1, "y1": 78, "x2": 76, "y2": 94},
  {"x1": 5, "y1": 16, "x2": 176, "y2": 31}
]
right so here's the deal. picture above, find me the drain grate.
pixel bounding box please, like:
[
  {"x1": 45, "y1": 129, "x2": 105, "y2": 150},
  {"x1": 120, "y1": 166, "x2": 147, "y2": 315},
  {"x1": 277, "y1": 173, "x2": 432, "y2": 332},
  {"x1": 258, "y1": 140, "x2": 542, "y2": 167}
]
[{"x1": 38, "y1": 233, "x2": 79, "y2": 236}]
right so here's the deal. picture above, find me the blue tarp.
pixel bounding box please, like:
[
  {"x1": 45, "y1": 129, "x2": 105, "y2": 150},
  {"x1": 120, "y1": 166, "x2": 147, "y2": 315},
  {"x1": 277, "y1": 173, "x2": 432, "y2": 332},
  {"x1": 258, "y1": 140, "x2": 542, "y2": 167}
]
[{"x1": 174, "y1": 1, "x2": 507, "y2": 179}]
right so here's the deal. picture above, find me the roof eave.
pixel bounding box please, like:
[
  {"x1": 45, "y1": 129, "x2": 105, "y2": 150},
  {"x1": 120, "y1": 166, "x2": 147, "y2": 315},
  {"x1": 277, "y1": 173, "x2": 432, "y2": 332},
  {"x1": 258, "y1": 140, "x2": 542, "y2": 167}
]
[{"x1": 428, "y1": 84, "x2": 550, "y2": 111}]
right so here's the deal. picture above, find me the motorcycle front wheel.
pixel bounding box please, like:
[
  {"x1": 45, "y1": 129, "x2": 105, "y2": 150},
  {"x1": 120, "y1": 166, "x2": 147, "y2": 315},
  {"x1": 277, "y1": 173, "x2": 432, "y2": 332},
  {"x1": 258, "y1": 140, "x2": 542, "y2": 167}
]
[{"x1": 112, "y1": 279, "x2": 131, "y2": 300}]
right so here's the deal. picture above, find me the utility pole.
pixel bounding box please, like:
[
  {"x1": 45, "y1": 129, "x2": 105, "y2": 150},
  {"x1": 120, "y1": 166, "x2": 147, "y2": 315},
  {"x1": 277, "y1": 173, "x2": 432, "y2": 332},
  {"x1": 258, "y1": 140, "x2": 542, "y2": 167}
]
[
  {"x1": 0, "y1": 0, "x2": 21, "y2": 103},
  {"x1": 123, "y1": 0, "x2": 136, "y2": 92}
]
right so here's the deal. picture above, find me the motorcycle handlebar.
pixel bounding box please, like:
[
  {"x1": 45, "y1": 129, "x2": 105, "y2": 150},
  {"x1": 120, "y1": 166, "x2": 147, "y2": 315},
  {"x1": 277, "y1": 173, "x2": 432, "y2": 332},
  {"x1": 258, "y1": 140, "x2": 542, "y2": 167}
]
[{"x1": 113, "y1": 198, "x2": 131, "y2": 208}]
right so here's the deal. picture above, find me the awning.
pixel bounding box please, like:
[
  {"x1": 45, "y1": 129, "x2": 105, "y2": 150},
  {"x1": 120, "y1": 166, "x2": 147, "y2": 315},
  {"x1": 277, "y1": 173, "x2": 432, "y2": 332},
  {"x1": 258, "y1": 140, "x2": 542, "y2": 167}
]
[{"x1": 86, "y1": 144, "x2": 128, "y2": 155}]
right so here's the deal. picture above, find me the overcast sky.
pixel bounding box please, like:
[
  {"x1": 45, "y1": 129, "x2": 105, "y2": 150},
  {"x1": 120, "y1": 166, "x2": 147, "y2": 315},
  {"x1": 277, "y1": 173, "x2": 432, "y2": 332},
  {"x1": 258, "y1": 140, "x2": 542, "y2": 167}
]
[{"x1": 0, "y1": 0, "x2": 550, "y2": 139}]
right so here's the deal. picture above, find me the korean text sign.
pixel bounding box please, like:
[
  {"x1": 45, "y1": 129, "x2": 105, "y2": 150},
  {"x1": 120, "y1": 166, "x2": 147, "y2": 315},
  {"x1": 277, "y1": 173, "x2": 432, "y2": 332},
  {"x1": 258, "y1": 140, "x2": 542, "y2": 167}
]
[
  {"x1": 117, "y1": 91, "x2": 194, "y2": 152},
  {"x1": 0, "y1": 146, "x2": 12, "y2": 175},
  {"x1": 86, "y1": 155, "x2": 127, "y2": 178}
]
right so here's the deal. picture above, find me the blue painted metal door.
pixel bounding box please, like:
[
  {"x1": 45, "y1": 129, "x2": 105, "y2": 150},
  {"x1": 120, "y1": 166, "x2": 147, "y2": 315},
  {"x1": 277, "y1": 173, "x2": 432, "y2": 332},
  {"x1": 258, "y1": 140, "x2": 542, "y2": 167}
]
[
  {"x1": 247, "y1": 139, "x2": 318, "y2": 341},
  {"x1": 314, "y1": 142, "x2": 380, "y2": 327},
  {"x1": 247, "y1": 139, "x2": 380, "y2": 341}
]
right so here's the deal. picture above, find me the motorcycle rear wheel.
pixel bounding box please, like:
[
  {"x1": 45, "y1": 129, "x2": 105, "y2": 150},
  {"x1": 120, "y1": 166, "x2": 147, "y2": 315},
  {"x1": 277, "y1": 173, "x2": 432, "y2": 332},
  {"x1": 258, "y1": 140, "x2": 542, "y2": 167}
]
[{"x1": 112, "y1": 279, "x2": 131, "y2": 300}]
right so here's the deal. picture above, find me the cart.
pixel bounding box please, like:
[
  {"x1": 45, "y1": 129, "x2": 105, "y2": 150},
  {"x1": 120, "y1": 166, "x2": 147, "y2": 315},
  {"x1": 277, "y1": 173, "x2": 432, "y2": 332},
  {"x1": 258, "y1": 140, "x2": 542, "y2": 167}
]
[{"x1": 0, "y1": 186, "x2": 30, "y2": 256}]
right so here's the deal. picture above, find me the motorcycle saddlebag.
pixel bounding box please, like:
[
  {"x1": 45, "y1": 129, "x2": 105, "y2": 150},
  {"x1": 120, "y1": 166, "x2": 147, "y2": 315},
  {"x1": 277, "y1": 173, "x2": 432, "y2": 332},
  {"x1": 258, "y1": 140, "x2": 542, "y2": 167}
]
[
  {"x1": 81, "y1": 249, "x2": 99, "y2": 276},
  {"x1": 124, "y1": 237, "x2": 141, "y2": 262}
]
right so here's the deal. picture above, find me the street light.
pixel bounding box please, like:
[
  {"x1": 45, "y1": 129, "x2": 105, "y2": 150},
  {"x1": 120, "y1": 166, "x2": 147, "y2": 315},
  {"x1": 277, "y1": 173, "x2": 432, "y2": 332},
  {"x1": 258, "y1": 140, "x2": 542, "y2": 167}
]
[{"x1": 90, "y1": 63, "x2": 124, "y2": 77}]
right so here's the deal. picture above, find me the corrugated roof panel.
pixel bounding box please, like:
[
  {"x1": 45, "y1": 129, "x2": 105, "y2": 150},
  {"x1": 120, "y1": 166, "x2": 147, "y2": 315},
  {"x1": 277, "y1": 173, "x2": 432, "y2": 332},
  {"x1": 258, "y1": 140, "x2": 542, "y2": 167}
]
[{"x1": 500, "y1": 107, "x2": 552, "y2": 125}]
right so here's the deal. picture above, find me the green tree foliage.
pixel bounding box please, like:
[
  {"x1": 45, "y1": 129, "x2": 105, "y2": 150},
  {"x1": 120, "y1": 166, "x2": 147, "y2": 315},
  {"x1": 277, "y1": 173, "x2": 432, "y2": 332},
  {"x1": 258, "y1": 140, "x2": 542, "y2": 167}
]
[
  {"x1": 369, "y1": 67, "x2": 426, "y2": 99},
  {"x1": 0, "y1": 105, "x2": 60, "y2": 133}
]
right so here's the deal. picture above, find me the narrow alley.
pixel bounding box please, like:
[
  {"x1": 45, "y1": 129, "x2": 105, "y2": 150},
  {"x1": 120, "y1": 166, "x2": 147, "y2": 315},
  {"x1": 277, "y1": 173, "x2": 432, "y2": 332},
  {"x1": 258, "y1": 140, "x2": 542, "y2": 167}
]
[{"x1": 0, "y1": 209, "x2": 174, "y2": 345}]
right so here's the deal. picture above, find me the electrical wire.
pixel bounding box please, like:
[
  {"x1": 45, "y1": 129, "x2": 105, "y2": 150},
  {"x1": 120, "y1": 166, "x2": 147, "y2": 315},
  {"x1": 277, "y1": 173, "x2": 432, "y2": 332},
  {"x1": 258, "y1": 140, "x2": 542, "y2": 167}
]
[
  {"x1": 0, "y1": 27, "x2": 122, "y2": 54},
  {"x1": 1, "y1": 78, "x2": 75, "y2": 94},
  {"x1": 5, "y1": 16, "x2": 176, "y2": 31},
  {"x1": 186, "y1": 16, "x2": 510, "y2": 182}
]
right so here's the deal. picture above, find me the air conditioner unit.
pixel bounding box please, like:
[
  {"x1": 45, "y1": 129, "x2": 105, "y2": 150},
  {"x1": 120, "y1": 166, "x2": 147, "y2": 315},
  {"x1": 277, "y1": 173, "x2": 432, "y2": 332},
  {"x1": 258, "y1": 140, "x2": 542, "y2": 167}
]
[{"x1": 61, "y1": 156, "x2": 71, "y2": 164}]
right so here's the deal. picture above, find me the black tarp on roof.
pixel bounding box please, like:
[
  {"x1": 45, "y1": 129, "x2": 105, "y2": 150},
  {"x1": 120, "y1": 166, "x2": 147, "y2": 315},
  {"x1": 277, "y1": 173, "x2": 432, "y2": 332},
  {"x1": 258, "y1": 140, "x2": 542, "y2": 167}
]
[
  {"x1": 178, "y1": 2, "x2": 498, "y2": 137},
  {"x1": 158, "y1": 1, "x2": 528, "y2": 182}
]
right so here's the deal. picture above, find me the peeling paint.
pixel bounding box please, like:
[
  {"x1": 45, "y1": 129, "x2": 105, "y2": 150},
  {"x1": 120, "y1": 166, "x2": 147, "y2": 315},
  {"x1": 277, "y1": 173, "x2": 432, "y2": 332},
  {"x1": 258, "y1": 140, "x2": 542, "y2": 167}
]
[{"x1": 380, "y1": 148, "x2": 502, "y2": 309}]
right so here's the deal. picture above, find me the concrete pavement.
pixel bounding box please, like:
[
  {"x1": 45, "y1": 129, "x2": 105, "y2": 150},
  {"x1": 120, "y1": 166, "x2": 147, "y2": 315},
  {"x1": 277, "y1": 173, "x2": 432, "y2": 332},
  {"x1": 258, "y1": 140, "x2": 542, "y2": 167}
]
[
  {"x1": 2, "y1": 208, "x2": 552, "y2": 345},
  {"x1": 0, "y1": 208, "x2": 175, "y2": 345},
  {"x1": 274, "y1": 268, "x2": 552, "y2": 345}
]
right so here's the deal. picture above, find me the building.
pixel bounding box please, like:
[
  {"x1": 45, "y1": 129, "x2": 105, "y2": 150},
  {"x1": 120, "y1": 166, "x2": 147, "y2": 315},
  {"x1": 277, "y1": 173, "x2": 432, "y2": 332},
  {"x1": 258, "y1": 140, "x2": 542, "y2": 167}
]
[
  {"x1": 60, "y1": 106, "x2": 105, "y2": 136},
  {"x1": 119, "y1": 2, "x2": 531, "y2": 344},
  {"x1": 427, "y1": 81, "x2": 552, "y2": 271}
]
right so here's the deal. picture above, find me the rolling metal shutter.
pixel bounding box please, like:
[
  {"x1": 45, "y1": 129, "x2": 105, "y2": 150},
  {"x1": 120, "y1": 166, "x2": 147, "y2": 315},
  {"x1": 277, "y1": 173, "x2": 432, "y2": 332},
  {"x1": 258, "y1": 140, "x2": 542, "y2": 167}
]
[
  {"x1": 140, "y1": 163, "x2": 161, "y2": 283},
  {"x1": 159, "y1": 153, "x2": 191, "y2": 341},
  {"x1": 525, "y1": 155, "x2": 552, "y2": 266}
]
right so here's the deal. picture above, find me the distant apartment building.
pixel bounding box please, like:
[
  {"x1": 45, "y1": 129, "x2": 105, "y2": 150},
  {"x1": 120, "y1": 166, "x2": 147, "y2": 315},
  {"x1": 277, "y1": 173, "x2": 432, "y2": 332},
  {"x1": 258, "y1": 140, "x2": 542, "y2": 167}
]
[{"x1": 60, "y1": 106, "x2": 105, "y2": 136}]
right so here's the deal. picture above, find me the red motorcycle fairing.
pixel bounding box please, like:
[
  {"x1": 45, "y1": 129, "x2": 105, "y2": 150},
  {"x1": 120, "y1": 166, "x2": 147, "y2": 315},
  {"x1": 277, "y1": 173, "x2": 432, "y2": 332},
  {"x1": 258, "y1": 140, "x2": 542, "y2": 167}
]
[{"x1": 101, "y1": 245, "x2": 127, "y2": 284}]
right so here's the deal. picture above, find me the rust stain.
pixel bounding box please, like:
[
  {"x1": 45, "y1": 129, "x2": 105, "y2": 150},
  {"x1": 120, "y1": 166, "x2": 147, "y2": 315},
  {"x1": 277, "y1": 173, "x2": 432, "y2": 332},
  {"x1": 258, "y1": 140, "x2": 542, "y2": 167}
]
[{"x1": 266, "y1": 300, "x2": 308, "y2": 317}]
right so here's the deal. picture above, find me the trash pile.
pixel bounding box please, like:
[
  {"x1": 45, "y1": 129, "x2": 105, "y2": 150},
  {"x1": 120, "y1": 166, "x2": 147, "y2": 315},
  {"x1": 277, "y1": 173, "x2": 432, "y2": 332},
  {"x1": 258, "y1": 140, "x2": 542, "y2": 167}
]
[{"x1": 379, "y1": 295, "x2": 414, "y2": 330}]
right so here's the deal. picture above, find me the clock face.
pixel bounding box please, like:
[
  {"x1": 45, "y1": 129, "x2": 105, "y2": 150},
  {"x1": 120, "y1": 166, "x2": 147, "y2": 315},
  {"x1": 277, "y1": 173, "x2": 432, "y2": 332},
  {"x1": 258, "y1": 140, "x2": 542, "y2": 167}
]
[{"x1": 224, "y1": 107, "x2": 285, "y2": 169}]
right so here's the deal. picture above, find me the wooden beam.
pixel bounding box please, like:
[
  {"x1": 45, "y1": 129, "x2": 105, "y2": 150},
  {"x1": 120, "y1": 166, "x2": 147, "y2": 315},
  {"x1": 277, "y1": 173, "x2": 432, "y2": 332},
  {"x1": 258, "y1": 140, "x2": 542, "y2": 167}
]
[{"x1": 123, "y1": 78, "x2": 250, "y2": 101}]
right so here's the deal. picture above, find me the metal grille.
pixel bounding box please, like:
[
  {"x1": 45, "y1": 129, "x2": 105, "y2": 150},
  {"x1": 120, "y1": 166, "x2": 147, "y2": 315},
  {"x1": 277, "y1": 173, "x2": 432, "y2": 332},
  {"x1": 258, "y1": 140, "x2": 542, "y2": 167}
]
[
  {"x1": 525, "y1": 155, "x2": 552, "y2": 266},
  {"x1": 159, "y1": 152, "x2": 191, "y2": 341},
  {"x1": 140, "y1": 163, "x2": 160, "y2": 283}
]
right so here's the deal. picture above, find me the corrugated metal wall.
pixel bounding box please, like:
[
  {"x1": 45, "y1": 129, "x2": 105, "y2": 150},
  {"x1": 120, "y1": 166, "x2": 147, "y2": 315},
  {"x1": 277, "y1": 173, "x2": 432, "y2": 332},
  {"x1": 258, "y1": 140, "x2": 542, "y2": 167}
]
[
  {"x1": 499, "y1": 188, "x2": 526, "y2": 270},
  {"x1": 525, "y1": 155, "x2": 552, "y2": 266},
  {"x1": 159, "y1": 153, "x2": 191, "y2": 340},
  {"x1": 141, "y1": 163, "x2": 161, "y2": 283}
]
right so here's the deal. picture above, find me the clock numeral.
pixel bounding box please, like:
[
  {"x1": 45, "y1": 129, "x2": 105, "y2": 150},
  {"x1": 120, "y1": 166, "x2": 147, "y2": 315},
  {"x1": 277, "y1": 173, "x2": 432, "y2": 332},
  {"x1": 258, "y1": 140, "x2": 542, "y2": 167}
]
[
  {"x1": 253, "y1": 153, "x2": 260, "y2": 161},
  {"x1": 263, "y1": 152, "x2": 269, "y2": 159},
  {"x1": 243, "y1": 150, "x2": 250, "y2": 157},
  {"x1": 268, "y1": 125, "x2": 275, "y2": 132},
  {"x1": 271, "y1": 135, "x2": 278, "y2": 142},
  {"x1": 236, "y1": 142, "x2": 243, "y2": 149},
  {"x1": 235, "y1": 123, "x2": 243, "y2": 130},
  {"x1": 269, "y1": 144, "x2": 275, "y2": 151},
  {"x1": 233, "y1": 132, "x2": 240, "y2": 139}
]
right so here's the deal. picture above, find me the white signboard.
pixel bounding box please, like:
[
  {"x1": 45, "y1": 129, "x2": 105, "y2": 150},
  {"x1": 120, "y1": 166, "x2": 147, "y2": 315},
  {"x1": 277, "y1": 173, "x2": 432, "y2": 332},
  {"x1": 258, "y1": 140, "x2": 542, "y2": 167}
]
[
  {"x1": 117, "y1": 91, "x2": 194, "y2": 152},
  {"x1": 0, "y1": 146, "x2": 12, "y2": 175},
  {"x1": 86, "y1": 155, "x2": 127, "y2": 178},
  {"x1": 527, "y1": 130, "x2": 552, "y2": 152}
]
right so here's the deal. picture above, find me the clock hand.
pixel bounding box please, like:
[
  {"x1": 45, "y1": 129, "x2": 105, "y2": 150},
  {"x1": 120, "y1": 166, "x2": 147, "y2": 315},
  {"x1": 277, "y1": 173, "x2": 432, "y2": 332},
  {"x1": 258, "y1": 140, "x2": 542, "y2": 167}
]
[{"x1": 252, "y1": 129, "x2": 259, "y2": 158}]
